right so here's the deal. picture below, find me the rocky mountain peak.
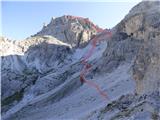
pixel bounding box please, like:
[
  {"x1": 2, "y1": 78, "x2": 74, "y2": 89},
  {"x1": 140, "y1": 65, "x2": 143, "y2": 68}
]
[{"x1": 34, "y1": 15, "x2": 103, "y2": 47}]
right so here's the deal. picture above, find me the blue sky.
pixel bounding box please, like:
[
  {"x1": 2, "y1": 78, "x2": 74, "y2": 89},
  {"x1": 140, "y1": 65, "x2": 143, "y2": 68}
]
[{"x1": 1, "y1": 1, "x2": 141, "y2": 40}]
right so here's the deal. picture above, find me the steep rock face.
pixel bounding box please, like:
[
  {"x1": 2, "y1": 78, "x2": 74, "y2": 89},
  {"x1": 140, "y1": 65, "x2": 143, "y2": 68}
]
[
  {"x1": 34, "y1": 15, "x2": 103, "y2": 47},
  {"x1": 101, "y1": 1, "x2": 160, "y2": 95},
  {"x1": 127, "y1": 1, "x2": 160, "y2": 94}
]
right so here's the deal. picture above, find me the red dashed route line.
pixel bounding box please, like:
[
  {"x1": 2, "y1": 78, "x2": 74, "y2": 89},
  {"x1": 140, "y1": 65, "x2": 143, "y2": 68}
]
[
  {"x1": 65, "y1": 15, "x2": 112, "y2": 100},
  {"x1": 80, "y1": 30, "x2": 112, "y2": 100},
  {"x1": 80, "y1": 29, "x2": 112, "y2": 101}
]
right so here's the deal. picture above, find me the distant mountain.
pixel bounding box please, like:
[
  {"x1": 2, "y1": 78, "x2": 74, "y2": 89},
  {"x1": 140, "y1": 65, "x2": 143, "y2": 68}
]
[{"x1": 1, "y1": 1, "x2": 160, "y2": 120}]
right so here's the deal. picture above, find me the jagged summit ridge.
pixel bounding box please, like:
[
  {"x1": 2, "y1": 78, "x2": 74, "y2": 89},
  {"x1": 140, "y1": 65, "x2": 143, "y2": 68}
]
[{"x1": 34, "y1": 15, "x2": 103, "y2": 47}]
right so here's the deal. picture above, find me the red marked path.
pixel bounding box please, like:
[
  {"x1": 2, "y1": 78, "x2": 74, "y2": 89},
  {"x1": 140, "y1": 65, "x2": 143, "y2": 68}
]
[
  {"x1": 66, "y1": 15, "x2": 112, "y2": 100},
  {"x1": 80, "y1": 29, "x2": 112, "y2": 101}
]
